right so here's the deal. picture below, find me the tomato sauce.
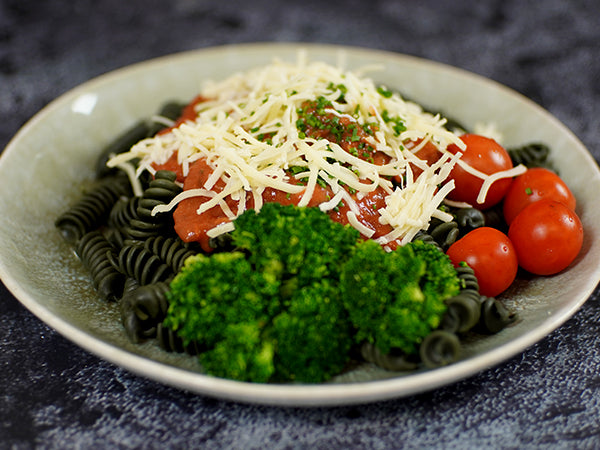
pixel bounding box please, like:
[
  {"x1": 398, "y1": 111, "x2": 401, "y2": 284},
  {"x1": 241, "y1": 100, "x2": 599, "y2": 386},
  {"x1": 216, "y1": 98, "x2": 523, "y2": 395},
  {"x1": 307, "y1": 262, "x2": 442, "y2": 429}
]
[
  {"x1": 165, "y1": 157, "x2": 396, "y2": 252},
  {"x1": 153, "y1": 96, "x2": 400, "y2": 252},
  {"x1": 157, "y1": 95, "x2": 208, "y2": 136},
  {"x1": 154, "y1": 152, "x2": 185, "y2": 182}
]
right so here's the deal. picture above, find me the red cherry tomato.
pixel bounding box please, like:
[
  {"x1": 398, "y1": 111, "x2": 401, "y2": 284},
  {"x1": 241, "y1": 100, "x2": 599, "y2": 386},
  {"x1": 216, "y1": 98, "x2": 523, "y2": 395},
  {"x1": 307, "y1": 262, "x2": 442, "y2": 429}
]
[
  {"x1": 446, "y1": 134, "x2": 513, "y2": 210},
  {"x1": 446, "y1": 227, "x2": 518, "y2": 297},
  {"x1": 502, "y1": 168, "x2": 576, "y2": 225},
  {"x1": 508, "y1": 199, "x2": 583, "y2": 275}
]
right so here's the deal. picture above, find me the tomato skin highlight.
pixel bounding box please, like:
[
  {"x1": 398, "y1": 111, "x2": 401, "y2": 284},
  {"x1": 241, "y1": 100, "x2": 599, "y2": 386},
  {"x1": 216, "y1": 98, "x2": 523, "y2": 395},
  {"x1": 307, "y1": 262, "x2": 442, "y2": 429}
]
[
  {"x1": 502, "y1": 168, "x2": 576, "y2": 225},
  {"x1": 508, "y1": 199, "x2": 583, "y2": 276},
  {"x1": 446, "y1": 227, "x2": 518, "y2": 297},
  {"x1": 446, "y1": 134, "x2": 513, "y2": 210}
]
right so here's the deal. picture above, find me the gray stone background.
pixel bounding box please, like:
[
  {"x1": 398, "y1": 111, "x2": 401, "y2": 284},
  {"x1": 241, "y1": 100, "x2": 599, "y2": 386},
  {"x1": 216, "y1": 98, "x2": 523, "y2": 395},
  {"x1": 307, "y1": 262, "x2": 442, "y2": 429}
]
[{"x1": 1, "y1": 0, "x2": 599, "y2": 448}]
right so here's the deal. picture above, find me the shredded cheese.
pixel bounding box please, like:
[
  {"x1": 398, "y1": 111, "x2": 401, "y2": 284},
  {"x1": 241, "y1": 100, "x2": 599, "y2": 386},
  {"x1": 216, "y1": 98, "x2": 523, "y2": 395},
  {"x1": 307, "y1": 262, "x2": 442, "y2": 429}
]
[
  {"x1": 107, "y1": 55, "x2": 518, "y2": 246},
  {"x1": 477, "y1": 164, "x2": 527, "y2": 204},
  {"x1": 377, "y1": 153, "x2": 459, "y2": 245}
]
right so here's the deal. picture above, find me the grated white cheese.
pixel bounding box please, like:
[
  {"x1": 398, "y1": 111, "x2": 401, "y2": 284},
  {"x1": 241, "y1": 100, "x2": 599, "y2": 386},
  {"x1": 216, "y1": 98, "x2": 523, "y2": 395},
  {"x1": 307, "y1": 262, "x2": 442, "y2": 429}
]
[
  {"x1": 376, "y1": 153, "x2": 459, "y2": 246},
  {"x1": 107, "y1": 56, "x2": 518, "y2": 245},
  {"x1": 347, "y1": 211, "x2": 376, "y2": 238},
  {"x1": 476, "y1": 164, "x2": 527, "y2": 204}
]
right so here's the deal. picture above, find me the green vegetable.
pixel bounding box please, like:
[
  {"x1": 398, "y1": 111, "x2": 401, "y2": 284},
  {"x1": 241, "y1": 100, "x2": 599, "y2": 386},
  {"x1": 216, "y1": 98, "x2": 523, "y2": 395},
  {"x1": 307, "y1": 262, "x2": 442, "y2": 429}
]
[
  {"x1": 164, "y1": 252, "x2": 280, "y2": 350},
  {"x1": 164, "y1": 203, "x2": 359, "y2": 383},
  {"x1": 271, "y1": 279, "x2": 352, "y2": 382},
  {"x1": 163, "y1": 203, "x2": 461, "y2": 383},
  {"x1": 377, "y1": 86, "x2": 394, "y2": 98},
  {"x1": 340, "y1": 239, "x2": 460, "y2": 355},
  {"x1": 201, "y1": 322, "x2": 275, "y2": 383},
  {"x1": 381, "y1": 109, "x2": 407, "y2": 136},
  {"x1": 232, "y1": 202, "x2": 359, "y2": 286}
]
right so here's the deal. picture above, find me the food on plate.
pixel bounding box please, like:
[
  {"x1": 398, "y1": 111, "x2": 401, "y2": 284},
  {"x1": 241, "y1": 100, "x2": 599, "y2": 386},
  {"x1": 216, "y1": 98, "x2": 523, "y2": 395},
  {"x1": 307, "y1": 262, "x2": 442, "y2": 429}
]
[
  {"x1": 446, "y1": 227, "x2": 518, "y2": 298},
  {"x1": 55, "y1": 56, "x2": 583, "y2": 383},
  {"x1": 508, "y1": 199, "x2": 583, "y2": 276},
  {"x1": 445, "y1": 134, "x2": 515, "y2": 210},
  {"x1": 502, "y1": 167, "x2": 576, "y2": 225},
  {"x1": 163, "y1": 204, "x2": 464, "y2": 383}
]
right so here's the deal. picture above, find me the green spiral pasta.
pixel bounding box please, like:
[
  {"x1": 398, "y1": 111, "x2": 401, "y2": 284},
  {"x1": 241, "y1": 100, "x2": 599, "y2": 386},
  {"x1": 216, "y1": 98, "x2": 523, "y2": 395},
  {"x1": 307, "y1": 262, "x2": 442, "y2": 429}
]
[
  {"x1": 208, "y1": 232, "x2": 235, "y2": 252},
  {"x1": 507, "y1": 142, "x2": 551, "y2": 169},
  {"x1": 412, "y1": 221, "x2": 458, "y2": 253},
  {"x1": 359, "y1": 341, "x2": 419, "y2": 372},
  {"x1": 156, "y1": 322, "x2": 202, "y2": 355},
  {"x1": 428, "y1": 220, "x2": 460, "y2": 251},
  {"x1": 453, "y1": 207, "x2": 485, "y2": 238},
  {"x1": 110, "y1": 241, "x2": 174, "y2": 286},
  {"x1": 477, "y1": 296, "x2": 517, "y2": 334},
  {"x1": 95, "y1": 101, "x2": 187, "y2": 178},
  {"x1": 120, "y1": 281, "x2": 170, "y2": 343},
  {"x1": 419, "y1": 330, "x2": 461, "y2": 368},
  {"x1": 440, "y1": 264, "x2": 481, "y2": 333},
  {"x1": 143, "y1": 236, "x2": 197, "y2": 273},
  {"x1": 55, "y1": 174, "x2": 131, "y2": 244},
  {"x1": 76, "y1": 231, "x2": 126, "y2": 302},
  {"x1": 127, "y1": 170, "x2": 182, "y2": 241},
  {"x1": 109, "y1": 196, "x2": 141, "y2": 233}
]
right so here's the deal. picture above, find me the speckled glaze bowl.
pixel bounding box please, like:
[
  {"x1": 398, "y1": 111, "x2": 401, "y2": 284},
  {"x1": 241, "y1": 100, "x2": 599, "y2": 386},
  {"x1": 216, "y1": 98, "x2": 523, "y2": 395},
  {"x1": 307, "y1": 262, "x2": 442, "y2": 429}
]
[{"x1": 1, "y1": 43, "x2": 599, "y2": 406}]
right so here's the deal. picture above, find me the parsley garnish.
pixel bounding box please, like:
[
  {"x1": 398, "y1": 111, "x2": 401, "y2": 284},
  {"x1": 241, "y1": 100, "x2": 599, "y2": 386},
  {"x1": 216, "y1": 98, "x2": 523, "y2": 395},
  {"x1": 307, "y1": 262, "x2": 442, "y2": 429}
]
[
  {"x1": 382, "y1": 109, "x2": 407, "y2": 136},
  {"x1": 377, "y1": 86, "x2": 393, "y2": 98}
]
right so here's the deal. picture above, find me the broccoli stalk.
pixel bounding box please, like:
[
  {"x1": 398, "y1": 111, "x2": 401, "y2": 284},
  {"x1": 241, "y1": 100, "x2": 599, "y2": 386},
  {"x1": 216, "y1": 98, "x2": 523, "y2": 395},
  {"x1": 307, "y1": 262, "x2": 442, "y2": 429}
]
[{"x1": 163, "y1": 203, "x2": 462, "y2": 383}]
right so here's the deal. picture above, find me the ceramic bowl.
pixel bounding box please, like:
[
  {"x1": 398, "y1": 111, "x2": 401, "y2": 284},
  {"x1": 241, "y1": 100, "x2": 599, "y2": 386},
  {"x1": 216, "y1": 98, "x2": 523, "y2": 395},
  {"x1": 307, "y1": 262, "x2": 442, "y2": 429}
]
[{"x1": 1, "y1": 43, "x2": 599, "y2": 406}]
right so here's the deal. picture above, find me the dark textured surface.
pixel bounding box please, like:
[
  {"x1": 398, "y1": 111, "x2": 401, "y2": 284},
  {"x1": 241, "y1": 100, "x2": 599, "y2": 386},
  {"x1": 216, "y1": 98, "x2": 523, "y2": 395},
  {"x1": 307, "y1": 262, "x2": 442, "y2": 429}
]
[{"x1": 2, "y1": 0, "x2": 600, "y2": 448}]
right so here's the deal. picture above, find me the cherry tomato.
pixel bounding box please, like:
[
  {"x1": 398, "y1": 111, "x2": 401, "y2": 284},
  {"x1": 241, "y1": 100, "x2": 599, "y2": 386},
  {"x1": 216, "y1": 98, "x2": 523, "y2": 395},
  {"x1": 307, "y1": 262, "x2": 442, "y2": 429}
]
[
  {"x1": 446, "y1": 134, "x2": 513, "y2": 210},
  {"x1": 502, "y1": 167, "x2": 576, "y2": 225},
  {"x1": 508, "y1": 199, "x2": 583, "y2": 275},
  {"x1": 446, "y1": 227, "x2": 518, "y2": 297}
]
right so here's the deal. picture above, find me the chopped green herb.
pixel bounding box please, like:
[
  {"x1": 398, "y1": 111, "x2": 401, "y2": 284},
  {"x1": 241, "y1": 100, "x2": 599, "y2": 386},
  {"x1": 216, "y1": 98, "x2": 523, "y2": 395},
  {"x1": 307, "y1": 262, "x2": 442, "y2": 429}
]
[
  {"x1": 377, "y1": 86, "x2": 393, "y2": 98},
  {"x1": 382, "y1": 109, "x2": 407, "y2": 136},
  {"x1": 317, "y1": 177, "x2": 328, "y2": 189},
  {"x1": 289, "y1": 166, "x2": 308, "y2": 176}
]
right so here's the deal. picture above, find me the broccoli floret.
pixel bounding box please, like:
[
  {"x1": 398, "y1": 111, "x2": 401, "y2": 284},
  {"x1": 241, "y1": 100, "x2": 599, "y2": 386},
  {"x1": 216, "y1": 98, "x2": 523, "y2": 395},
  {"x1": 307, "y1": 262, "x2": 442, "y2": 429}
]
[
  {"x1": 410, "y1": 238, "x2": 463, "y2": 304},
  {"x1": 163, "y1": 203, "x2": 461, "y2": 383},
  {"x1": 340, "y1": 239, "x2": 460, "y2": 356},
  {"x1": 164, "y1": 252, "x2": 280, "y2": 349},
  {"x1": 271, "y1": 279, "x2": 353, "y2": 383},
  {"x1": 163, "y1": 203, "x2": 360, "y2": 383},
  {"x1": 232, "y1": 202, "x2": 360, "y2": 285},
  {"x1": 200, "y1": 322, "x2": 275, "y2": 383}
]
